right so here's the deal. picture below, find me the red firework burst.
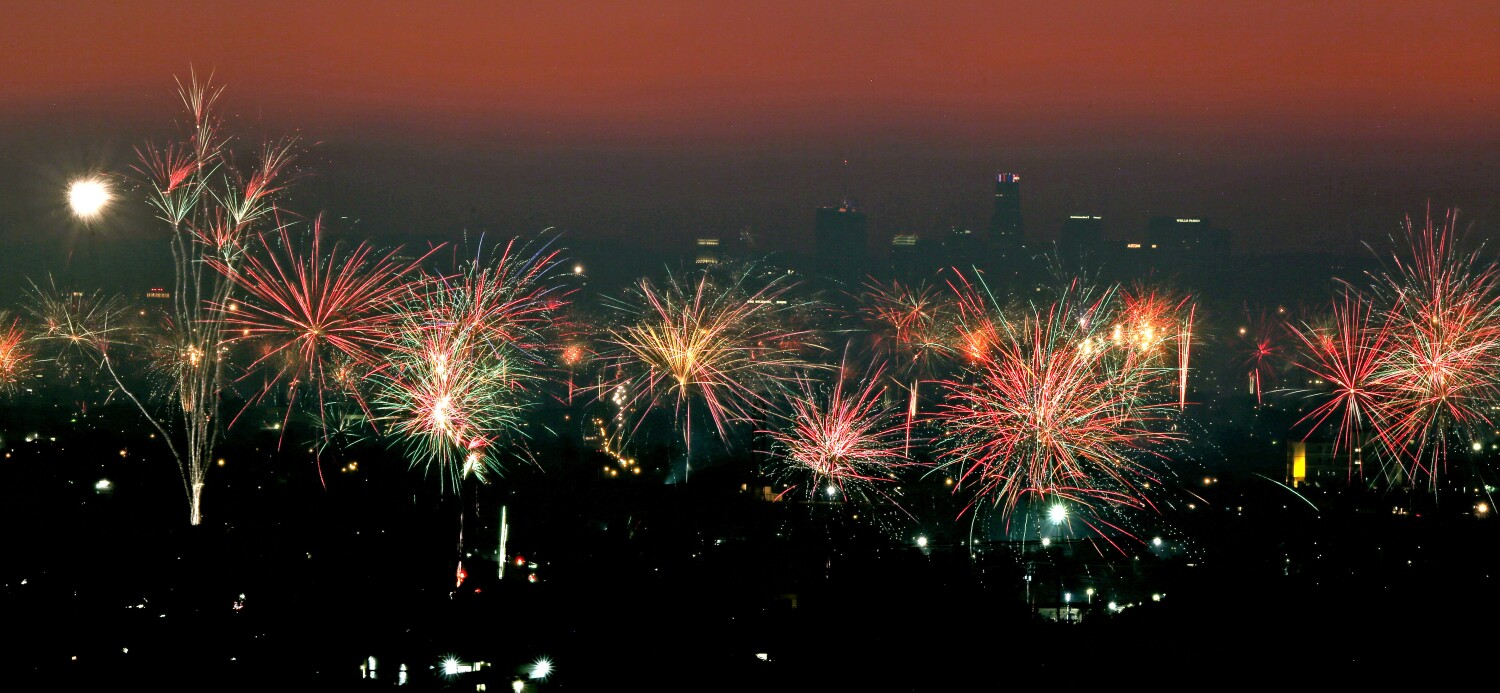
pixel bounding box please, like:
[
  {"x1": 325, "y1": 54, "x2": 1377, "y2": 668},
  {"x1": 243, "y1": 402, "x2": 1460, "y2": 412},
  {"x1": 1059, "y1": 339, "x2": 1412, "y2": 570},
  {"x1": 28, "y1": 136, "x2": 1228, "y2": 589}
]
[
  {"x1": 764, "y1": 359, "x2": 911, "y2": 504},
  {"x1": 933, "y1": 276, "x2": 1183, "y2": 539},
  {"x1": 214, "y1": 218, "x2": 428, "y2": 428}
]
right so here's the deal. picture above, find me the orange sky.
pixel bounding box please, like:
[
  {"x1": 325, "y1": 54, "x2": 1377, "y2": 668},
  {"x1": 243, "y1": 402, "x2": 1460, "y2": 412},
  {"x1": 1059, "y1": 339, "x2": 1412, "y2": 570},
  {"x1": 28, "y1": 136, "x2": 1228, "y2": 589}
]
[
  {"x1": 5, "y1": 1, "x2": 1493, "y2": 141},
  {"x1": 0, "y1": 1, "x2": 1496, "y2": 259}
]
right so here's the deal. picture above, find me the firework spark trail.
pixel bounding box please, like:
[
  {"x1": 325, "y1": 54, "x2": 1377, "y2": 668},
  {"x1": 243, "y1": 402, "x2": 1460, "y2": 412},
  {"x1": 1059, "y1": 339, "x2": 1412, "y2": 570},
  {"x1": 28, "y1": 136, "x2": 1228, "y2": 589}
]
[
  {"x1": 120, "y1": 71, "x2": 303, "y2": 524},
  {"x1": 604, "y1": 268, "x2": 819, "y2": 481},
  {"x1": 763, "y1": 356, "x2": 912, "y2": 506},
  {"x1": 933, "y1": 276, "x2": 1183, "y2": 534},
  {"x1": 373, "y1": 239, "x2": 569, "y2": 490},
  {"x1": 1179, "y1": 303, "x2": 1195, "y2": 409}
]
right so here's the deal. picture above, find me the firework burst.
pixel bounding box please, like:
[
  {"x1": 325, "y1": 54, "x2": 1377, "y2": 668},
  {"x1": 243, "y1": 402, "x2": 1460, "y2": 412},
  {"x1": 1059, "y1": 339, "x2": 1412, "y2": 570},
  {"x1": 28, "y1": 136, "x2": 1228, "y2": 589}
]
[
  {"x1": 213, "y1": 218, "x2": 427, "y2": 443},
  {"x1": 763, "y1": 357, "x2": 911, "y2": 505},
  {"x1": 1117, "y1": 284, "x2": 1198, "y2": 408},
  {"x1": 933, "y1": 276, "x2": 1184, "y2": 544},
  {"x1": 0, "y1": 314, "x2": 32, "y2": 394},
  {"x1": 25, "y1": 280, "x2": 135, "y2": 378},
  {"x1": 1233, "y1": 305, "x2": 1294, "y2": 404},
  {"x1": 123, "y1": 71, "x2": 301, "y2": 524},
  {"x1": 860, "y1": 279, "x2": 955, "y2": 448},
  {"x1": 1290, "y1": 289, "x2": 1391, "y2": 480},
  {"x1": 1291, "y1": 209, "x2": 1500, "y2": 489},
  {"x1": 373, "y1": 239, "x2": 569, "y2": 489},
  {"x1": 603, "y1": 268, "x2": 818, "y2": 481}
]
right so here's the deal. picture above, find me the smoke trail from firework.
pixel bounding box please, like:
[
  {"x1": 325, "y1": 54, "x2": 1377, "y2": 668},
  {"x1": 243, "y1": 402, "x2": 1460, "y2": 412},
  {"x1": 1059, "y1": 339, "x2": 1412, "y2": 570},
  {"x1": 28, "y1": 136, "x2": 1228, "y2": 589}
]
[
  {"x1": 373, "y1": 239, "x2": 569, "y2": 489},
  {"x1": 605, "y1": 269, "x2": 817, "y2": 481},
  {"x1": 933, "y1": 276, "x2": 1183, "y2": 537},
  {"x1": 763, "y1": 357, "x2": 911, "y2": 505}
]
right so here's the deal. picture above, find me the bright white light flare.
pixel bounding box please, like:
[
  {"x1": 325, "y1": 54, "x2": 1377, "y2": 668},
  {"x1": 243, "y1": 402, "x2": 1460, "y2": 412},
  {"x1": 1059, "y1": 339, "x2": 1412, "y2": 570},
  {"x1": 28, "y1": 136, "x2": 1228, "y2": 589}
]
[{"x1": 68, "y1": 177, "x2": 112, "y2": 219}]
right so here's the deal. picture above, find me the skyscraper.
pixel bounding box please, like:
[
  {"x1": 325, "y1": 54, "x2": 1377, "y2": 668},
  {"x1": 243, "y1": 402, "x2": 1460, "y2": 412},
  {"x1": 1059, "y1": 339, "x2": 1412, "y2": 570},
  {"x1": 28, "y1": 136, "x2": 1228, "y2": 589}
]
[
  {"x1": 889, "y1": 233, "x2": 920, "y2": 279},
  {"x1": 814, "y1": 201, "x2": 868, "y2": 286},
  {"x1": 1059, "y1": 214, "x2": 1104, "y2": 269},
  {"x1": 942, "y1": 225, "x2": 980, "y2": 272},
  {"x1": 694, "y1": 237, "x2": 721, "y2": 265},
  {"x1": 989, "y1": 173, "x2": 1024, "y2": 251},
  {"x1": 1145, "y1": 216, "x2": 1231, "y2": 275}
]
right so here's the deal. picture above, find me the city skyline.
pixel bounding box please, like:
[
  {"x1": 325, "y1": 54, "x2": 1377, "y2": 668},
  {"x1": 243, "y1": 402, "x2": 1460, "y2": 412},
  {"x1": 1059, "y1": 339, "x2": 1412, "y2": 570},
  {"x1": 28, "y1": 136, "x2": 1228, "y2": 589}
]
[{"x1": 0, "y1": 1, "x2": 1494, "y2": 266}]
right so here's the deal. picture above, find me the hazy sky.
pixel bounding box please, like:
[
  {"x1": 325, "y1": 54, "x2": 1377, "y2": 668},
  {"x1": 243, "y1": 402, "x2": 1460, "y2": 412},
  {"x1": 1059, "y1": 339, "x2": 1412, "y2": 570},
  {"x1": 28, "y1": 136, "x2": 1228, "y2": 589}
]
[{"x1": 1, "y1": 0, "x2": 1495, "y2": 289}]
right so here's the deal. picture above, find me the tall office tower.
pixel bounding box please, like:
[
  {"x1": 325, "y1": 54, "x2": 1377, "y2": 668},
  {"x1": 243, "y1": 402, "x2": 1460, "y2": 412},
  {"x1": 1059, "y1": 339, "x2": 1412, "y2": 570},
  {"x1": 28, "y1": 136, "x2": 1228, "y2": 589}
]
[
  {"x1": 942, "y1": 225, "x2": 981, "y2": 272},
  {"x1": 889, "y1": 233, "x2": 920, "y2": 280},
  {"x1": 1146, "y1": 216, "x2": 1231, "y2": 275},
  {"x1": 814, "y1": 201, "x2": 868, "y2": 286},
  {"x1": 1059, "y1": 214, "x2": 1104, "y2": 268},
  {"x1": 989, "y1": 173, "x2": 1024, "y2": 252},
  {"x1": 694, "y1": 237, "x2": 721, "y2": 265}
]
